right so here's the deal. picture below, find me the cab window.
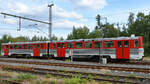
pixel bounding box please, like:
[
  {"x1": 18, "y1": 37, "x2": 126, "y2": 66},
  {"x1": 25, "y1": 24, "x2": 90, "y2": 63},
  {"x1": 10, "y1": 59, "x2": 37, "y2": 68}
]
[
  {"x1": 135, "y1": 40, "x2": 139, "y2": 47},
  {"x1": 85, "y1": 42, "x2": 92, "y2": 48},
  {"x1": 105, "y1": 41, "x2": 114, "y2": 48},
  {"x1": 75, "y1": 42, "x2": 82, "y2": 48}
]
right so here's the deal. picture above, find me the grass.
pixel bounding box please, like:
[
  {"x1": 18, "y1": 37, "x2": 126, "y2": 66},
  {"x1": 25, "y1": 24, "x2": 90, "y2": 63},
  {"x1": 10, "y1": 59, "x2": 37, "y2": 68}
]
[
  {"x1": 64, "y1": 77, "x2": 87, "y2": 84},
  {"x1": 0, "y1": 69, "x2": 108, "y2": 84},
  {"x1": 45, "y1": 73, "x2": 51, "y2": 78},
  {"x1": 128, "y1": 73, "x2": 137, "y2": 77},
  {"x1": 13, "y1": 73, "x2": 37, "y2": 82}
]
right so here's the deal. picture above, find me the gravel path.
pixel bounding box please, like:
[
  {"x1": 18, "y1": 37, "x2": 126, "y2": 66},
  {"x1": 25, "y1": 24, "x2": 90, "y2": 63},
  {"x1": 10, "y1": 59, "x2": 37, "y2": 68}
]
[{"x1": 0, "y1": 61, "x2": 150, "y2": 77}]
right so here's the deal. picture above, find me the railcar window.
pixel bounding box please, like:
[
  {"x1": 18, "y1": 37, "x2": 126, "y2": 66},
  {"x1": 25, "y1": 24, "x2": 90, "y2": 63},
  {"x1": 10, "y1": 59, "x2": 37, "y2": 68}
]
[
  {"x1": 53, "y1": 43, "x2": 56, "y2": 48},
  {"x1": 135, "y1": 40, "x2": 139, "y2": 47},
  {"x1": 18, "y1": 45, "x2": 22, "y2": 49},
  {"x1": 117, "y1": 41, "x2": 122, "y2": 48},
  {"x1": 2, "y1": 45, "x2": 4, "y2": 49},
  {"x1": 10, "y1": 45, "x2": 13, "y2": 49},
  {"x1": 14, "y1": 45, "x2": 17, "y2": 49},
  {"x1": 41, "y1": 44, "x2": 44, "y2": 48},
  {"x1": 62, "y1": 43, "x2": 65, "y2": 48},
  {"x1": 75, "y1": 42, "x2": 82, "y2": 48},
  {"x1": 105, "y1": 41, "x2": 114, "y2": 48},
  {"x1": 67, "y1": 43, "x2": 74, "y2": 48},
  {"x1": 94, "y1": 41, "x2": 102, "y2": 48},
  {"x1": 124, "y1": 41, "x2": 129, "y2": 47},
  {"x1": 34, "y1": 44, "x2": 37, "y2": 48},
  {"x1": 5, "y1": 45, "x2": 8, "y2": 49},
  {"x1": 57, "y1": 43, "x2": 61, "y2": 48},
  {"x1": 85, "y1": 42, "x2": 92, "y2": 48},
  {"x1": 37, "y1": 44, "x2": 40, "y2": 48},
  {"x1": 29, "y1": 44, "x2": 32, "y2": 49},
  {"x1": 23, "y1": 44, "x2": 27, "y2": 49}
]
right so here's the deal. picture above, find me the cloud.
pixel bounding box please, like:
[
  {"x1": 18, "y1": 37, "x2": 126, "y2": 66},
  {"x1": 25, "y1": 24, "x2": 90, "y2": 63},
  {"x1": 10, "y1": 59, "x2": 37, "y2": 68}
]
[
  {"x1": 0, "y1": 0, "x2": 88, "y2": 39},
  {"x1": 67, "y1": 0, "x2": 107, "y2": 10},
  {"x1": 54, "y1": 19, "x2": 84, "y2": 29},
  {"x1": 2, "y1": 18, "x2": 17, "y2": 24}
]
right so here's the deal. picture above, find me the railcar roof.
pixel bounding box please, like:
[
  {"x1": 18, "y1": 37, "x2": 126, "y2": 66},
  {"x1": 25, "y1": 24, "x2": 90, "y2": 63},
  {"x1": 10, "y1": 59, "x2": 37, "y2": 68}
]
[{"x1": 2, "y1": 36, "x2": 140, "y2": 45}]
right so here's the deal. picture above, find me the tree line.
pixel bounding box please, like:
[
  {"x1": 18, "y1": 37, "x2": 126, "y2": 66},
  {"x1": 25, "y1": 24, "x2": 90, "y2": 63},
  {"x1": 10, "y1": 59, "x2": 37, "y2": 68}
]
[{"x1": 0, "y1": 12, "x2": 150, "y2": 56}]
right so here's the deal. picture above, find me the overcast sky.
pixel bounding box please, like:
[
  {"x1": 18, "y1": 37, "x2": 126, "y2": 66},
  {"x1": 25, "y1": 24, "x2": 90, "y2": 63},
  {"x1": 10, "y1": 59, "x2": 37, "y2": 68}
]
[{"x1": 0, "y1": 0, "x2": 150, "y2": 39}]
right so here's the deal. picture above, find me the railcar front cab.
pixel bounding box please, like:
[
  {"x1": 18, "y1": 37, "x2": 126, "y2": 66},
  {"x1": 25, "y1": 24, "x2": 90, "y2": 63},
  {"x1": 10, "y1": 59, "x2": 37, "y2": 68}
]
[{"x1": 116, "y1": 36, "x2": 144, "y2": 60}]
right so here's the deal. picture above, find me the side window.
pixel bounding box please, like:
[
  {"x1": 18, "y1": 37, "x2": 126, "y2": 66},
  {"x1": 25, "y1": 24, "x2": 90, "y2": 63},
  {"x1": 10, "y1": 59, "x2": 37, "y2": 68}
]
[
  {"x1": 75, "y1": 42, "x2": 82, "y2": 48},
  {"x1": 67, "y1": 43, "x2": 74, "y2": 48},
  {"x1": 34, "y1": 44, "x2": 37, "y2": 48},
  {"x1": 57, "y1": 43, "x2": 61, "y2": 48},
  {"x1": 2, "y1": 45, "x2": 4, "y2": 49},
  {"x1": 53, "y1": 43, "x2": 56, "y2": 48},
  {"x1": 117, "y1": 41, "x2": 122, "y2": 48},
  {"x1": 85, "y1": 42, "x2": 92, "y2": 48},
  {"x1": 10, "y1": 45, "x2": 13, "y2": 49},
  {"x1": 41, "y1": 44, "x2": 44, "y2": 49},
  {"x1": 105, "y1": 41, "x2": 114, "y2": 48},
  {"x1": 124, "y1": 41, "x2": 129, "y2": 47},
  {"x1": 29, "y1": 44, "x2": 32, "y2": 49},
  {"x1": 37, "y1": 44, "x2": 40, "y2": 48},
  {"x1": 94, "y1": 41, "x2": 102, "y2": 48},
  {"x1": 135, "y1": 40, "x2": 139, "y2": 47},
  {"x1": 62, "y1": 43, "x2": 65, "y2": 48},
  {"x1": 18, "y1": 45, "x2": 22, "y2": 49},
  {"x1": 5, "y1": 45, "x2": 8, "y2": 49},
  {"x1": 14, "y1": 45, "x2": 17, "y2": 49},
  {"x1": 23, "y1": 44, "x2": 27, "y2": 49}
]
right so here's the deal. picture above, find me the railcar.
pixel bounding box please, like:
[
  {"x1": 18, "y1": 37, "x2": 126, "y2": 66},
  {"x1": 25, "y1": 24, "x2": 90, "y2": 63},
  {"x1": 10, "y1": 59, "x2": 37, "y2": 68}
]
[{"x1": 1, "y1": 36, "x2": 144, "y2": 61}]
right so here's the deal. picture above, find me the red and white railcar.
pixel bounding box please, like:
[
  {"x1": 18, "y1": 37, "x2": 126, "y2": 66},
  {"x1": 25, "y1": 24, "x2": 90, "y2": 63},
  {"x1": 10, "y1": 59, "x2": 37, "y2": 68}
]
[{"x1": 1, "y1": 36, "x2": 144, "y2": 60}]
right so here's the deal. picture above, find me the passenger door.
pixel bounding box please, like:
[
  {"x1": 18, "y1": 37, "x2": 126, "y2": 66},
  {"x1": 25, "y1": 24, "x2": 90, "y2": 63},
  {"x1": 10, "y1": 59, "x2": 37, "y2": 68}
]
[
  {"x1": 4, "y1": 45, "x2": 9, "y2": 56},
  {"x1": 123, "y1": 40, "x2": 130, "y2": 59},
  {"x1": 33, "y1": 44, "x2": 40, "y2": 56},
  {"x1": 116, "y1": 40, "x2": 130, "y2": 59},
  {"x1": 116, "y1": 41, "x2": 123, "y2": 59},
  {"x1": 57, "y1": 43, "x2": 65, "y2": 57}
]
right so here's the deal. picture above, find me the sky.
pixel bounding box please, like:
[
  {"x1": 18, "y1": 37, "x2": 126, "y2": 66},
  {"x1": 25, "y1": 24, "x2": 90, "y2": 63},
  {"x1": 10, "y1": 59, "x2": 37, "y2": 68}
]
[{"x1": 0, "y1": 0, "x2": 150, "y2": 39}]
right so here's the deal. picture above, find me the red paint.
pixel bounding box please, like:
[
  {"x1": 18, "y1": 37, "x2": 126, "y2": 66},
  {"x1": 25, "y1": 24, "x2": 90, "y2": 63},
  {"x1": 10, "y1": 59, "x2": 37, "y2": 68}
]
[
  {"x1": 4, "y1": 45, "x2": 9, "y2": 56},
  {"x1": 33, "y1": 44, "x2": 40, "y2": 56},
  {"x1": 116, "y1": 40, "x2": 130, "y2": 59},
  {"x1": 57, "y1": 43, "x2": 65, "y2": 57}
]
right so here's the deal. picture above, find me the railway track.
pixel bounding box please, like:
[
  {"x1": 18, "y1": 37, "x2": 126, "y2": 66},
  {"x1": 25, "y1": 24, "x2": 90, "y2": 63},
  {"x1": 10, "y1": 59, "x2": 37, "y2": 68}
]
[
  {"x1": 0, "y1": 59, "x2": 150, "y2": 73},
  {"x1": 113, "y1": 61, "x2": 150, "y2": 66},
  {"x1": 0, "y1": 64, "x2": 150, "y2": 84}
]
